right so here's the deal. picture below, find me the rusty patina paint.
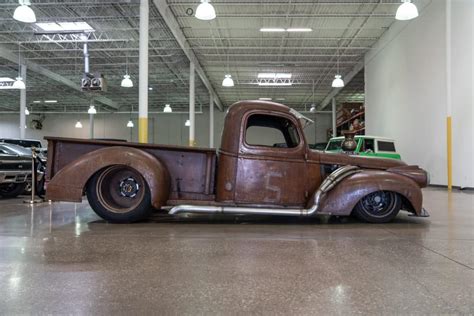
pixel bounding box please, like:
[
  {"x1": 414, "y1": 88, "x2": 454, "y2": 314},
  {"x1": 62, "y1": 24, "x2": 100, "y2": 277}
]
[{"x1": 45, "y1": 100, "x2": 428, "y2": 216}]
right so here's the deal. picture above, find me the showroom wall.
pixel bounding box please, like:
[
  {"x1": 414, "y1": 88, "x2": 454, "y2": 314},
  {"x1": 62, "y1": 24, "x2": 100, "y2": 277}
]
[
  {"x1": 365, "y1": 0, "x2": 474, "y2": 188},
  {"x1": 0, "y1": 109, "x2": 331, "y2": 148}
]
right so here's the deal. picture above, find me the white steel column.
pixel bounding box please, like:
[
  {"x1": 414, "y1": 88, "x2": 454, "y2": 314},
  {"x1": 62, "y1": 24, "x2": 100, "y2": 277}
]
[
  {"x1": 446, "y1": 0, "x2": 453, "y2": 191},
  {"x1": 138, "y1": 0, "x2": 149, "y2": 143},
  {"x1": 19, "y1": 64, "x2": 26, "y2": 139},
  {"x1": 209, "y1": 93, "x2": 214, "y2": 148},
  {"x1": 189, "y1": 62, "x2": 195, "y2": 146},
  {"x1": 89, "y1": 113, "x2": 94, "y2": 139},
  {"x1": 332, "y1": 97, "x2": 337, "y2": 137}
]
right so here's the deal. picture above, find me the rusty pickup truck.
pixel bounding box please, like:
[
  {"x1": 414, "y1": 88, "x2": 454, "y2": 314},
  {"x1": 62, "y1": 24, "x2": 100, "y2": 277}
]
[{"x1": 45, "y1": 101, "x2": 429, "y2": 223}]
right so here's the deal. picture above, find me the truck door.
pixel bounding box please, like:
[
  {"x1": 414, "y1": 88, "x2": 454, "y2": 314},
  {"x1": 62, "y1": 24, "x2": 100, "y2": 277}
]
[{"x1": 235, "y1": 111, "x2": 307, "y2": 207}]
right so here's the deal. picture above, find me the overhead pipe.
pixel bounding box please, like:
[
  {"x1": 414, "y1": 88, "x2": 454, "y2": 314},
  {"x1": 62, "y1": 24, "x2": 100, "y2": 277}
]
[{"x1": 169, "y1": 165, "x2": 360, "y2": 216}]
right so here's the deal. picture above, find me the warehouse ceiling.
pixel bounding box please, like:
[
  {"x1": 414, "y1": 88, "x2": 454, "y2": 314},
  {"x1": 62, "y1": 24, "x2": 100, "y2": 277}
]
[{"x1": 0, "y1": 0, "x2": 424, "y2": 114}]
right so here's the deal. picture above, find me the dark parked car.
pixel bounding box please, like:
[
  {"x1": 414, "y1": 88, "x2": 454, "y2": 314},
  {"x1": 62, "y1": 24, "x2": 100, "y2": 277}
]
[{"x1": 0, "y1": 143, "x2": 32, "y2": 198}]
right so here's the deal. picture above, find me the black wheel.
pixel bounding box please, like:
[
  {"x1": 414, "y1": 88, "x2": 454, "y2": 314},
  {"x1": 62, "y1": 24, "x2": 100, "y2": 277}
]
[
  {"x1": 0, "y1": 183, "x2": 27, "y2": 198},
  {"x1": 86, "y1": 165, "x2": 152, "y2": 223},
  {"x1": 353, "y1": 191, "x2": 401, "y2": 223}
]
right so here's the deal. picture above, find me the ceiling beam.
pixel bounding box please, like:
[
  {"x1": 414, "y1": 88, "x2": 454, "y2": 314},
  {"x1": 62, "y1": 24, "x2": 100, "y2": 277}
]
[
  {"x1": 152, "y1": 0, "x2": 223, "y2": 111},
  {"x1": 0, "y1": 44, "x2": 118, "y2": 109}
]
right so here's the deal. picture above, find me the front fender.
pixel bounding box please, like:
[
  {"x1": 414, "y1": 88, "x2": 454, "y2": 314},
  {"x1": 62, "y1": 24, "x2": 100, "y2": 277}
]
[
  {"x1": 317, "y1": 170, "x2": 423, "y2": 216},
  {"x1": 46, "y1": 146, "x2": 170, "y2": 209}
]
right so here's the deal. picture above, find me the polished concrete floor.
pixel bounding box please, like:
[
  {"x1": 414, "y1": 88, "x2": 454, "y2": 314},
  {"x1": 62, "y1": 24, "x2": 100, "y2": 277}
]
[{"x1": 0, "y1": 188, "x2": 473, "y2": 314}]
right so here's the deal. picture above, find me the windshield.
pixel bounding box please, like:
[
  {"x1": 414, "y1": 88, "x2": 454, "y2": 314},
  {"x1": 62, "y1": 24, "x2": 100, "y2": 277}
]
[
  {"x1": 0, "y1": 139, "x2": 42, "y2": 148},
  {"x1": 0, "y1": 143, "x2": 32, "y2": 156},
  {"x1": 326, "y1": 140, "x2": 343, "y2": 151}
]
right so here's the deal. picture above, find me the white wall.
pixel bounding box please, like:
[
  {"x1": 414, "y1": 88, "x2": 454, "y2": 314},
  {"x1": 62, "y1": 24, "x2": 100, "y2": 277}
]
[
  {"x1": 365, "y1": 0, "x2": 474, "y2": 187},
  {"x1": 0, "y1": 109, "x2": 331, "y2": 149}
]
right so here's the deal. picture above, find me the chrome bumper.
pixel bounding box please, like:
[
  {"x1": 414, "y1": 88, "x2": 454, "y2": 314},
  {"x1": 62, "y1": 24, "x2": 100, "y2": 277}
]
[{"x1": 0, "y1": 171, "x2": 32, "y2": 184}]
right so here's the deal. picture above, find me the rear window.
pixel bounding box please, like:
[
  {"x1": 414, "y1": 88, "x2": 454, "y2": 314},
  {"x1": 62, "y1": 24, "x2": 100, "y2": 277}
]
[
  {"x1": 326, "y1": 140, "x2": 343, "y2": 151},
  {"x1": 377, "y1": 141, "x2": 396, "y2": 152}
]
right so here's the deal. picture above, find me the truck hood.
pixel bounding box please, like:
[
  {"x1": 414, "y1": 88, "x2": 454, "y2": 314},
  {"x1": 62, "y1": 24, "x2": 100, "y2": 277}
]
[{"x1": 316, "y1": 151, "x2": 406, "y2": 170}]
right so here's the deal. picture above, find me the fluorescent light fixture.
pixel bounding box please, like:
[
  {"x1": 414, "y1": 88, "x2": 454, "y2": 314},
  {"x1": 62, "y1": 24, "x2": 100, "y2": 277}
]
[
  {"x1": 395, "y1": 0, "x2": 419, "y2": 21},
  {"x1": 195, "y1": 0, "x2": 216, "y2": 21},
  {"x1": 13, "y1": 1, "x2": 36, "y2": 23},
  {"x1": 25, "y1": 108, "x2": 30, "y2": 115},
  {"x1": 121, "y1": 74, "x2": 133, "y2": 88},
  {"x1": 44, "y1": 100, "x2": 57, "y2": 103},
  {"x1": 332, "y1": 74, "x2": 345, "y2": 88},
  {"x1": 127, "y1": 120, "x2": 134, "y2": 128},
  {"x1": 258, "y1": 98, "x2": 272, "y2": 101},
  {"x1": 12, "y1": 77, "x2": 25, "y2": 89},
  {"x1": 286, "y1": 28, "x2": 312, "y2": 32},
  {"x1": 257, "y1": 73, "x2": 292, "y2": 79},
  {"x1": 0, "y1": 77, "x2": 14, "y2": 82},
  {"x1": 222, "y1": 74, "x2": 234, "y2": 87},
  {"x1": 35, "y1": 21, "x2": 94, "y2": 32},
  {"x1": 163, "y1": 104, "x2": 172, "y2": 113},
  {"x1": 276, "y1": 98, "x2": 286, "y2": 101},
  {"x1": 185, "y1": 119, "x2": 191, "y2": 127},
  {"x1": 260, "y1": 28, "x2": 285, "y2": 32},
  {"x1": 87, "y1": 105, "x2": 97, "y2": 114},
  {"x1": 258, "y1": 82, "x2": 292, "y2": 86},
  {"x1": 75, "y1": 120, "x2": 83, "y2": 128},
  {"x1": 32, "y1": 100, "x2": 41, "y2": 103},
  {"x1": 260, "y1": 28, "x2": 312, "y2": 33}
]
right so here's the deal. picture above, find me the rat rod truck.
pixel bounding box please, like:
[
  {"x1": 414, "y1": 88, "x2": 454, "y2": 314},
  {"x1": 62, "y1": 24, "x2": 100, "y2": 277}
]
[{"x1": 45, "y1": 101, "x2": 429, "y2": 223}]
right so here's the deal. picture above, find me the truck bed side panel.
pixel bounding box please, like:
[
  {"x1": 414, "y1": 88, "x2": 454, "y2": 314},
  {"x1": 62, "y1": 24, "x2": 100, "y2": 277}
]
[{"x1": 46, "y1": 137, "x2": 217, "y2": 201}]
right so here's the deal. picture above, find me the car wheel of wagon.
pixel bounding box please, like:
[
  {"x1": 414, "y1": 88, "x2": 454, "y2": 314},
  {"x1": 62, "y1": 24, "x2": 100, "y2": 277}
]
[
  {"x1": 353, "y1": 191, "x2": 401, "y2": 223},
  {"x1": 0, "y1": 183, "x2": 27, "y2": 198},
  {"x1": 86, "y1": 165, "x2": 152, "y2": 223}
]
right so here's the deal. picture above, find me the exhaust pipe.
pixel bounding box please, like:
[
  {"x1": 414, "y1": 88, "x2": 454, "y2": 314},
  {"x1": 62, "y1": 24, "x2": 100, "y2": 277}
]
[{"x1": 169, "y1": 165, "x2": 360, "y2": 217}]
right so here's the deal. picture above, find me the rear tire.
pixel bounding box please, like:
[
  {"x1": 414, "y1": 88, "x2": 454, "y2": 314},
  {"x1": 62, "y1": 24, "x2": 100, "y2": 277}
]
[
  {"x1": 353, "y1": 191, "x2": 401, "y2": 223},
  {"x1": 0, "y1": 183, "x2": 27, "y2": 198},
  {"x1": 86, "y1": 165, "x2": 152, "y2": 223}
]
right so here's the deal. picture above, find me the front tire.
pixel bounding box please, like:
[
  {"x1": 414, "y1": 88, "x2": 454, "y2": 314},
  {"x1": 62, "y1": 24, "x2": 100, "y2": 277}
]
[
  {"x1": 86, "y1": 165, "x2": 152, "y2": 223},
  {"x1": 0, "y1": 182, "x2": 27, "y2": 198},
  {"x1": 353, "y1": 191, "x2": 401, "y2": 223}
]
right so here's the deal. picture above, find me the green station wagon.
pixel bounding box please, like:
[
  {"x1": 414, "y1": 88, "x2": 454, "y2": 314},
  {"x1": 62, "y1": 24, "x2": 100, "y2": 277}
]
[{"x1": 325, "y1": 135, "x2": 402, "y2": 160}]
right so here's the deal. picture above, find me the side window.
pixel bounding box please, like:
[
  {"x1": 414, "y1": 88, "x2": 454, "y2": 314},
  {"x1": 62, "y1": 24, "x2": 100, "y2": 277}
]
[
  {"x1": 362, "y1": 139, "x2": 375, "y2": 152},
  {"x1": 245, "y1": 114, "x2": 300, "y2": 148},
  {"x1": 378, "y1": 141, "x2": 396, "y2": 152}
]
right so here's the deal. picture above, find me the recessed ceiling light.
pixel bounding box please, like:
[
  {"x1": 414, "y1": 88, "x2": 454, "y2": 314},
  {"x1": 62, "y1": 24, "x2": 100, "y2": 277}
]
[
  {"x1": 259, "y1": 98, "x2": 272, "y2": 101},
  {"x1": 35, "y1": 21, "x2": 94, "y2": 33},
  {"x1": 286, "y1": 28, "x2": 312, "y2": 32},
  {"x1": 148, "y1": 87, "x2": 153, "y2": 91},
  {"x1": 44, "y1": 100, "x2": 58, "y2": 103},
  {"x1": 260, "y1": 28, "x2": 285, "y2": 32}
]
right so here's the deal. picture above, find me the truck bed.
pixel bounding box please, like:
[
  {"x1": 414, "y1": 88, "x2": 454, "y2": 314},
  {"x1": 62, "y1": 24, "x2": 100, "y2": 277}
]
[{"x1": 45, "y1": 137, "x2": 217, "y2": 202}]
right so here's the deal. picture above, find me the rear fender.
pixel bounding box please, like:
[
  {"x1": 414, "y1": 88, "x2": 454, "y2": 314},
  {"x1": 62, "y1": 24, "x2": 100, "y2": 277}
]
[
  {"x1": 46, "y1": 146, "x2": 170, "y2": 209},
  {"x1": 316, "y1": 170, "x2": 423, "y2": 216}
]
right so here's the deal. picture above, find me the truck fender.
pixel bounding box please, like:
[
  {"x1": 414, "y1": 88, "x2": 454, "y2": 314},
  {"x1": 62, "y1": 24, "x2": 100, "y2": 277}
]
[
  {"x1": 314, "y1": 170, "x2": 423, "y2": 216},
  {"x1": 46, "y1": 146, "x2": 170, "y2": 209}
]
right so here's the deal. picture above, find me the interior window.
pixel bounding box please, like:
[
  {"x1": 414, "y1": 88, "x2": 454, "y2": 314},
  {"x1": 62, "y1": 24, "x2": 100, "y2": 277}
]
[
  {"x1": 362, "y1": 139, "x2": 375, "y2": 152},
  {"x1": 245, "y1": 114, "x2": 300, "y2": 148},
  {"x1": 378, "y1": 141, "x2": 396, "y2": 152}
]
